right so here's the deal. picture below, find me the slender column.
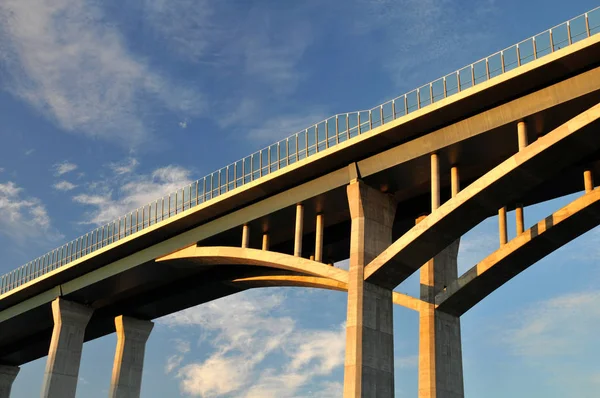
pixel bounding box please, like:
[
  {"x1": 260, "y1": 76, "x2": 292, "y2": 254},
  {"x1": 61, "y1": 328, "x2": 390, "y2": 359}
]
[
  {"x1": 515, "y1": 121, "x2": 528, "y2": 235},
  {"x1": 418, "y1": 166, "x2": 464, "y2": 398},
  {"x1": 0, "y1": 365, "x2": 19, "y2": 398},
  {"x1": 41, "y1": 298, "x2": 93, "y2": 398},
  {"x1": 241, "y1": 224, "x2": 250, "y2": 249},
  {"x1": 294, "y1": 204, "x2": 304, "y2": 257},
  {"x1": 109, "y1": 316, "x2": 154, "y2": 398},
  {"x1": 515, "y1": 206, "x2": 524, "y2": 235},
  {"x1": 344, "y1": 180, "x2": 396, "y2": 398},
  {"x1": 498, "y1": 207, "x2": 508, "y2": 246},
  {"x1": 262, "y1": 233, "x2": 269, "y2": 251},
  {"x1": 431, "y1": 154, "x2": 440, "y2": 211},
  {"x1": 315, "y1": 214, "x2": 324, "y2": 262},
  {"x1": 584, "y1": 170, "x2": 594, "y2": 193},
  {"x1": 450, "y1": 166, "x2": 460, "y2": 198}
]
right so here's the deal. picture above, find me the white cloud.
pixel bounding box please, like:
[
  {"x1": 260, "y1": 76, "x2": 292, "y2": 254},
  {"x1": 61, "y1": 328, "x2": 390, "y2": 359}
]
[
  {"x1": 160, "y1": 289, "x2": 346, "y2": 397},
  {"x1": 178, "y1": 121, "x2": 187, "y2": 129},
  {"x1": 501, "y1": 290, "x2": 600, "y2": 358},
  {"x1": 53, "y1": 161, "x2": 78, "y2": 176},
  {"x1": 0, "y1": 0, "x2": 202, "y2": 147},
  {"x1": 165, "y1": 339, "x2": 191, "y2": 375},
  {"x1": 53, "y1": 180, "x2": 77, "y2": 191},
  {"x1": 24, "y1": 149, "x2": 35, "y2": 156},
  {"x1": 108, "y1": 158, "x2": 139, "y2": 175},
  {"x1": 0, "y1": 181, "x2": 61, "y2": 243},
  {"x1": 73, "y1": 164, "x2": 192, "y2": 225}
]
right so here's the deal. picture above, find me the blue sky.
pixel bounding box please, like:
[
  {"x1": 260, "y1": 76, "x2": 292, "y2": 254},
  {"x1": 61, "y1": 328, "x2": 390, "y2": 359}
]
[{"x1": 1, "y1": 0, "x2": 599, "y2": 396}]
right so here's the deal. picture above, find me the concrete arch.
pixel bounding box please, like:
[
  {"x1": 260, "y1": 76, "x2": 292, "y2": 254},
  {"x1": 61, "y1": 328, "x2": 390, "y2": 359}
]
[
  {"x1": 436, "y1": 187, "x2": 600, "y2": 316},
  {"x1": 228, "y1": 275, "x2": 421, "y2": 312},
  {"x1": 365, "y1": 101, "x2": 600, "y2": 289},
  {"x1": 157, "y1": 246, "x2": 349, "y2": 284}
]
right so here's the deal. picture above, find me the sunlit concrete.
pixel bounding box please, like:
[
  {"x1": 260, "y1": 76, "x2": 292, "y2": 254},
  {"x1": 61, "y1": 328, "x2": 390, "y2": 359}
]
[
  {"x1": 41, "y1": 299, "x2": 93, "y2": 398},
  {"x1": 109, "y1": 316, "x2": 153, "y2": 398},
  {"x1": 344, "y1": 180, "x2": 396, "y2": 397},
  {"x1": 365, "y1": 102, "x2": 600, "y2": 289},
  {"x1": 437, "y1": 187, "x2": 600, "y2": 316}
]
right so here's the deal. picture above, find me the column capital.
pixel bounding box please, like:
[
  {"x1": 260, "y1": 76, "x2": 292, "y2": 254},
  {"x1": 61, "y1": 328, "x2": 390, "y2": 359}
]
[
  {"x1": 115, "y1": 316, "x2": 154, "y2": 343},
  {"x1": 346, "y1": 180, "x2": 396, "y2": 227},
  {"x1": 51, "y1": 298, "x2": 93, "y2": 326}
]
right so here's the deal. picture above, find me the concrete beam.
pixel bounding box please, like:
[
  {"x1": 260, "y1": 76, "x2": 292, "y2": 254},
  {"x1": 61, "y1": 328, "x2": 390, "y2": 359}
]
[
  {"x1": 0, "y1": 365, "x2": 19, "y2": 398},
  {"x1": 157, "y1": 246, "x2": 349, "y2": 284},
  {"x1": 41, "y1": 298, "x2": 93, "y2": 398},
  {"x1": 364, "y1": 102, "x2": 600, "y2": 289},
  {"x1": 344, "y1": 180, "x2": 396, "y2": 397},
  {"x1": 229, "y1": 275, "x2": 422, "y2": 312},
  {"x1": 109, "y1": 316, "x2": 154, "y2": 398},
  {"x1": 436, "y1": 187, "x2": 600, "y2": 316}
]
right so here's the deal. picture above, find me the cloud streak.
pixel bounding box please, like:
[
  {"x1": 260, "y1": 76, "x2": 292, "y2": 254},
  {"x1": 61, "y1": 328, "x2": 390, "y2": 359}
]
[
  {"x1": 0, "y1": 0, "x2": 203, "y2": 148},
  {"x1": 160, "y1": 289, "x2": 345, "y2": 397}
]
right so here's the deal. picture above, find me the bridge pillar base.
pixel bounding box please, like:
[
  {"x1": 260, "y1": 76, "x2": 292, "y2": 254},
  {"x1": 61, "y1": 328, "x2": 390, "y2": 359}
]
[
  {"x1": 109, "y1": 316, "x2": 154, "y2": 398},
  {"x1": 41, "y1": 298, "x2": 93, "y2": 398},
  {"x1": 0, "y1": 365, "x2": 19, "y2": 398},
  {"x1": 344, "y1": 180, "x2": 396, "y2": 398},
  {"x1": 419, "y1": 240, "x2": 464, "y2": 398}
]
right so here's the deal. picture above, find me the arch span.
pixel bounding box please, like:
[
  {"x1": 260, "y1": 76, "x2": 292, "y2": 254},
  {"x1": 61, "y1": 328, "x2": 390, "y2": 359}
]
[
  {"x1": 365, "y1": 101, "x2": 600, "y2": 289},
  {"x1": 436, "y1": 187, "x2": 600, "y2": 316}
]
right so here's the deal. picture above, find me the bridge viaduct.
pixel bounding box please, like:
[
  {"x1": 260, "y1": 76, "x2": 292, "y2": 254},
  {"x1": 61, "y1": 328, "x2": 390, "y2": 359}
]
[{"x1": 1, "y1": 8, "x2": 600, "y2": 398}]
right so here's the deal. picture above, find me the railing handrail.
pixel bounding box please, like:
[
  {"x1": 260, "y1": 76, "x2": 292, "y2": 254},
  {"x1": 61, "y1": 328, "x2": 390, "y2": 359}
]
[{"x1": 1, "y1": 6, "x2": 599, "y2": 295}]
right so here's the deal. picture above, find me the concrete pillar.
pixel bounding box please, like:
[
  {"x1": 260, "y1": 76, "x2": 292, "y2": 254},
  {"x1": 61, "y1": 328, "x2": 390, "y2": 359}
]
[
  {"x1": 515, "y1": 205, "x2": 525, "y2": 235},
  {"x1": 0, "y1": 365, "x2": 19, "y2": 398},
  {"x1": 450, "y1": 166, "x2": 460, "y2": 198},
  {"x1": 417, "y1": 217, "x2": 464, "y2": 397},
  {"x1": 294, "y1": 204, "x2": 304, "y2": 257},
  {"x1": 344, "y1": 180, "x2": 396, "y2": 398},
  {"x1": 431, "y1": 154, "x2": 440, "y2": 211},
  {"x1": 498, "y1": 207, "x2": 508, "y2": 246},
  {"x1": 517, "y1": 121, "x2": 529, "y2": 150},
  {"x1": 262, "y1": 233, "x2": 269, "y2": 251},
  {"x1": 584, "y1": 170, "x2": 594, "y2": 193},
  {"x1": 515, "y1": 121, "x2": 528, "y2": 236},
  {"x1": 241, "y1": 224, "x2": 250, "y2": 249},
  {"x1": 41, "y1": 298, "x2": 93, "y2": 398},
  {"x1": 315, "y1": 214, "x2": 324, "y2": 262},
  {"x1": 109, "y1": 316, "x2": 154, "y2": 398}
]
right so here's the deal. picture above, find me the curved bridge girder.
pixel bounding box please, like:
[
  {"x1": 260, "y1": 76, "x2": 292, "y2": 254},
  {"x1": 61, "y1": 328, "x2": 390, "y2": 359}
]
[
  {"x1": 158, "y1": 247, "x2": 423, "y2": 312},
  {"x1": 157, "y1": 246, "x2": 349, "y2": 283},
  {"x1": 436, "y1": 187, "x2": 600, "y2": 316},
  {"x1": 228, "y1": 275, "x2": 422, "y2": 312},
  {"x1": 365, "y1": 101, "x2": 600, "y2": 289}
]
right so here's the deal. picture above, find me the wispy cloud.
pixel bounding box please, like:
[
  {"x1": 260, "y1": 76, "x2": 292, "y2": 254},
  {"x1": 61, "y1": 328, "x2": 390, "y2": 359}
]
[
  {"x1": 160, "y1": 289, "x2": 345, "y2": 397},
  {"x1": 501, "y1": 290, "x2": 600, "y2": 358},
  {"x1": 108, "y1": 158, "x2": 139, "y2": 175},
  {"x1": 53, "y1": 161, "x2": 78, "y2": 176},
  {"x1": 0, "y1": 0, "x2": 203, "y2": 148},
  {"x1": 0, "y1": 181, "x2": 62, "y2": 244},
  {"x1": 53, "y1": 180, "x2": 77, "y2": 191},
  {"x1": 73, "y1": 164, "x2": 192, "y2": 225},
  {"x1": 355, "y1": 0, "x2": 499, "y2": 87}
]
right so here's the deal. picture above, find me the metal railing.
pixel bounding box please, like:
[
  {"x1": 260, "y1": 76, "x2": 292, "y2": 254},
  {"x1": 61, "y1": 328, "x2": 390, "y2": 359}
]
[{"x1": 1, "y1": 7, "x2": 599, "y2": 295}]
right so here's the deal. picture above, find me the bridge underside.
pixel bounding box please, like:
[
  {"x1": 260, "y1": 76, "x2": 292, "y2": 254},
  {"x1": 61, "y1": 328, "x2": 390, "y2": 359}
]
[{"x1": 2, "y1": 46, "x2": 600, "y2": 375}]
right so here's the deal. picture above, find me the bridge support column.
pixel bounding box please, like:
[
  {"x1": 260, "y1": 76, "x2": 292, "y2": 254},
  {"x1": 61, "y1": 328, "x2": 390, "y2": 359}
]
[
  {"x1": 419, "y1": 162, "x2": 464, "y2": 398},
  {"x1": 418, "y1": 237, "x2": 464, "y2": 398},
  {"x1": 344, "y1": 180, "x2": 396, "y2": 398},
  {"x1": 41, "y1": 298, "x2": 93, "y2": 398},
  {"x1": 109, "y1": 316, "x2": 154, "y2": 398},
  {"x1": 0, "y1": 365, "x2": 19, "y2": 398}
]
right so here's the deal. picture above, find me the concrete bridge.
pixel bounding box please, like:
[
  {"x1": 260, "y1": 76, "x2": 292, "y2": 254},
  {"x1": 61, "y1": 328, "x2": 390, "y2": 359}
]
[{"x1": 2, "y1": 7, "x2": 600, "y2": 398}]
